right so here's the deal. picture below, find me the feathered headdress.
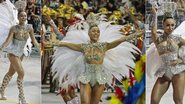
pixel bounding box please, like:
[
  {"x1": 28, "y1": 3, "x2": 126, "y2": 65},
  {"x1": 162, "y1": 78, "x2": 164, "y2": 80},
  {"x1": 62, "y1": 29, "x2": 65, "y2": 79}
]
[{"x1": 86, "y1": 12, "x2": 107, "y2": 27}]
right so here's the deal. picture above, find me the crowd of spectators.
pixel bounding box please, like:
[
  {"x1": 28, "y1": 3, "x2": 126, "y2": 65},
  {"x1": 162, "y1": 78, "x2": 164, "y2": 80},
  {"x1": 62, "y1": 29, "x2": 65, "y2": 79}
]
[{"x1": 41, "y1": 0, "x2": 145, "y2": 28}]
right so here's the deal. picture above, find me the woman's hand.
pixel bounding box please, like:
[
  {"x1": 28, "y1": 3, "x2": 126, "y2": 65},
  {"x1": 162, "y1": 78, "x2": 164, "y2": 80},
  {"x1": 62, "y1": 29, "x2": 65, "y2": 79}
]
[
  {"x1": 51, "y1": 41, "x2": 61, "y2": 46},
  {"x1": 125, "y1": 30, "x2": 144, "y2": 41},
  {"x1": 46, "y1": 14, "x2": 52, "y2": 22},
  {"x1": 135, "y1": 30, "x2": 144, "y2": 38},
  {"x1": 151, "y1": 6, "x2": 157, "y2": 15}
]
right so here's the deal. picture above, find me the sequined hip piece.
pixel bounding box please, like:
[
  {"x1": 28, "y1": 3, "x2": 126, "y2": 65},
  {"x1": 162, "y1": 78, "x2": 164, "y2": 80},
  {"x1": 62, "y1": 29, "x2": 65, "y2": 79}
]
[
  {"x1": 155, "y1": 53, "x2": 185, "y2": 79},
  {"x1": 3, "y1": 39, "x2": 27, "y2": 57},
  {"x1": 78, "y1": 64, "x2": 109, "y2": 86}
]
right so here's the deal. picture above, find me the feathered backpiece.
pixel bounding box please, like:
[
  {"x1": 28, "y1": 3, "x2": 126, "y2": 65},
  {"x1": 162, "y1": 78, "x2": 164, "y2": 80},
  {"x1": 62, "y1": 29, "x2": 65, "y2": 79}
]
[{"x1": 0, "y1": 0, "x2": 18, "y2": 46}]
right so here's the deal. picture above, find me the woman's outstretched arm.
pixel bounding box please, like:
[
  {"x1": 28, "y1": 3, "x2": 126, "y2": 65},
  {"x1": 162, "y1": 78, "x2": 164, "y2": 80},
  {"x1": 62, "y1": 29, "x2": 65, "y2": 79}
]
[
  {"x1": 55, "y1": 41, "x2": 82, "y2": 52},
  {"x1": 106, "y1": 30, "x2": 143, "y2": 50}
]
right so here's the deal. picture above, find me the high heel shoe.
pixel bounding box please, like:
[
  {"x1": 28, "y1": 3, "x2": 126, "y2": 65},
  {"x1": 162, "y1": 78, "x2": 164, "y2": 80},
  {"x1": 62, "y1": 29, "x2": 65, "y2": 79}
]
[
  {"x1": 0, "y1": 92, "x2": 7, "y2": 100},
  {"x1": 0, "y1": 91, "x2": 7, "y2": 100},
  {"x1": 17, "y1": 79, "x2": 28, "y2": 104},
  {"x1": 17, "y1": 99, "x2": 28, "y2": 104},
  {"x1": 0, "y1": 74, "x2": 12, "y2": 100}
]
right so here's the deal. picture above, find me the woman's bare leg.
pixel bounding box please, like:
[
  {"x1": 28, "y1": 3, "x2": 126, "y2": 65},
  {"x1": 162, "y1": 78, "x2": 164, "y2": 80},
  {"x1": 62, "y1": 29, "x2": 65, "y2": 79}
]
[
  {"x1": 8, "y1": 54, "x2": 27, "y2": 103},
  {"x1": 151, "y1": 77, "x2": 171, "y2": 104},
  {"x1": 91, "y1": 84, "x2": 105, "y2": 104},
  {"x1": 8, "y1": 54, "x2": 24, "y2": 79},
  {"x1": 0, "y1": 55, "x2": 23, "y2": 99},
  {"x1": 172, "y1": 72, "x2": 185, "y2": 104},
  {"x1": 0, "y1": 64, "x2": 15, "y2": 99},
  {"x1": 4, "y1": 55, "x2": 23, "y2": 77},
  {"x1": 80, "y1": 82, "x2": 91, "y2": 104}
]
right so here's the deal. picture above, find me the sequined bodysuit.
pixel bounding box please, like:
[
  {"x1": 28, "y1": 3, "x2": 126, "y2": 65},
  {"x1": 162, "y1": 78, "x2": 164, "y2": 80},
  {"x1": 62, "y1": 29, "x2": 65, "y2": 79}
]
[
  {"x1": 155, "y1": 34, "x2": 185, "y2": 79},
  {"x1": 78, "y1": 42, "x2": 111, "y2": 86},
  {"x1": 4, "y1": 24, "x2": 31, "y2": 57}
]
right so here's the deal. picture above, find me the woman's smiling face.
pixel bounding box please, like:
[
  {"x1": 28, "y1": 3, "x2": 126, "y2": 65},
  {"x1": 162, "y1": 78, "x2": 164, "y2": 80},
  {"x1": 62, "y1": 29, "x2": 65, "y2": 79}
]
[
  {"x1": 163, "y1": 18, "x2": 176, "y2": 35},
  {"x1": 18, "y1": 12, "x2": 27, "y2": 23},
  {"x1": 89, "y1": 26, "x2": 100, "y2": 42}
]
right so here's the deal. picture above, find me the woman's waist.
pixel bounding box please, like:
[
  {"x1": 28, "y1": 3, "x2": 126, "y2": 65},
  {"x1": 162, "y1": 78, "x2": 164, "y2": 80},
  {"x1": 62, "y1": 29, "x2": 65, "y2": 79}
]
[
  {"x1": 159, "y1": 64, "x2": 185, "y2": 70},
  {"x1": 85, "y1": 63, "x2": 103, "y2": 72},
  {"x1": 12, "y1": 39, "x2": 27, "y2": 45},
  {"x1": 86, "y1": 60, "x2": 103, "y2": 64},
  {"x1": 13, "y1": 38, "x2": 27, "y2": 42},
  {"x1": 10, "y1": 42, "x2": 26, "y2": 48},
  {"x1": 160, "y1": 52, "x2": 178, "y2": 62}
]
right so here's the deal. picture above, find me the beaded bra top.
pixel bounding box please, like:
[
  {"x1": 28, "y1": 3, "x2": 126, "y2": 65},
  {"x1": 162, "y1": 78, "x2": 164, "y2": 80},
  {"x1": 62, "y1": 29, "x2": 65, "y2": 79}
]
[
  {"x1": 81, "y1": 42, "x2": 107, "y2": 63},
  {"x1": 13, "y1": 24, "x2": 31, "y2": 41},
  {"x1": 155, "y1": 34, "x2": 181, "y2": 64},
  {"x1": 156, "y1": 35, "x2": 180, "y2": 54},
  {"x1": 2, "y1": 24, "x2": 32, "y2": 57}
]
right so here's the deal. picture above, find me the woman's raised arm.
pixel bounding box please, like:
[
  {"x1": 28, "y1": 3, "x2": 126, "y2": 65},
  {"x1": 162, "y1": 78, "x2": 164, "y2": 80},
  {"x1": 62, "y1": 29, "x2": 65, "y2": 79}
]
[{"x1": 151, "y1": 7, "x2": 158, "y2": 43}]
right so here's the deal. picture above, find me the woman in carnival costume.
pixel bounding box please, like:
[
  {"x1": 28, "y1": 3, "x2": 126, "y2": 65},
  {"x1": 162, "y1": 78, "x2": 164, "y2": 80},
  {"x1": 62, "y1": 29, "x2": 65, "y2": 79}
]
[
  {"x1": 52, "y1": 13, "x2": 143, "y2": 104},
  {"x1": 147, "y1": 7, "x2": 185, "y2": 104},
  {"x1": 0, "y1": 2, "x2": 39, "y2": 104}
]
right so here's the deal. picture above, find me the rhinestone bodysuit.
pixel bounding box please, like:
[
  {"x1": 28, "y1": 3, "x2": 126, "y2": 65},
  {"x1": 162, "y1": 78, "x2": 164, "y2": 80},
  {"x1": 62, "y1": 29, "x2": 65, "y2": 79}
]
[
  {"x1": 155, "y1": 34, "x2": 185, "y2": 79},
  {"x1": 3, "y1": 24, "x2": 31, "y2": 57},
  {"x1": 78, "y1": 42, "x2": 111, "y2": 86}
]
